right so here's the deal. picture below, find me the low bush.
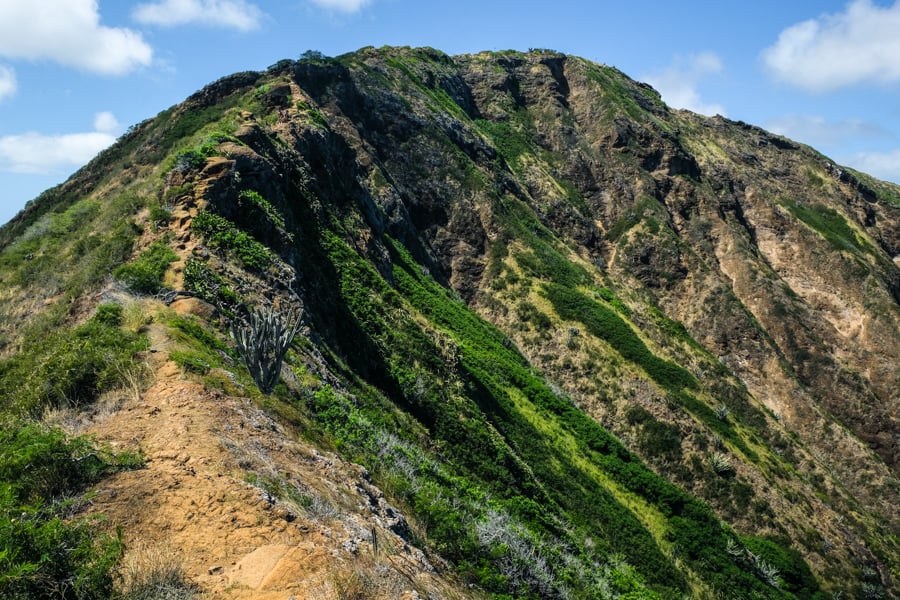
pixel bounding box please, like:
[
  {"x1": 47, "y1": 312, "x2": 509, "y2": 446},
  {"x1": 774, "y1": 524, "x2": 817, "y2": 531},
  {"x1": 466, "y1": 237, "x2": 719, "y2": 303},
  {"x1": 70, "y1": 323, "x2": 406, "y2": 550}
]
[
  {"x1": 182, "y1": 258, "x2": 240, "y2": 309},
  {"x1": 113, "y1": 242, "x2": 177, "y2": 295},
  {"x1": 170, "y1": 351, "x2": 211, "y2": 375},
  {"x1": 0, "y1": 422, "x2": 140, "y2": 600},
  {"x1": 238, "y1": 190, "x2": 286, "y2": 229},
  {"x1": 0, "y1": 304, "x2": 149, "y2": 415},
  {"x1": 190, "y1": 211, "x2": 272, "y2": 271}
]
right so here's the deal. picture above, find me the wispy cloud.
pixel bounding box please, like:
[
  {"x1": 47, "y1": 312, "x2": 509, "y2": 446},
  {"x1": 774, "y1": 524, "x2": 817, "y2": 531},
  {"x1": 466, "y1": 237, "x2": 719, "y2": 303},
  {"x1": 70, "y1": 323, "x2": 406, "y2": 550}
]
[
  {"x1": 844, "y1": 149, "x2": 900, "y2": 183},
  {"x1": 93, "y1": 112, "x2": 120, "y2": 135},
  {"x1": 133, "y1": 0, "x2": 264, "y2": 31},
  {"x1": 309, "y1": 0, "x2": 372, "y2": 14},
  {"x1": 762, "y1": 0, "x2": 900, "y2": 92},
  {"x1": 765, "y1": 114, "x2": 890, "y2": 148},
  {"x1": 0, "y1": 112, "x2": 120, "y2": 175},
  {"x1": 0, "y1": 0, "x2": 152, "y2": 75},
  {"x1": 0, "y1": 65, "x2": 15, "y2": 101},
  {"x1": 643, "y1": 52, "x2": 726, "y2": 116}
]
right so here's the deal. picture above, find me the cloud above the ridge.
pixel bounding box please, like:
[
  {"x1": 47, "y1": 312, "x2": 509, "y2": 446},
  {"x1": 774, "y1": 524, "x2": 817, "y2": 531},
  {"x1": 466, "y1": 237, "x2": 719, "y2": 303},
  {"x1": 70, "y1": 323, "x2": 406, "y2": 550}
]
[
  {"x1": 844, "y1": 149, "x2": 900, "y2": 183},
  {"x1": 0, "y1": 112, "x2": 121, "y2": 175},
  {"x1": 309, "y1": 0, "x2": 372, "y2": 13},
  {"x1": 643, "y1": 52, "x2": 726, "y2": 117},
  {"x1": 133, "y1": 0, "x2": 264, "y2": 31},
  {"x1": 0, "y1": 0, "x2": 152, "y2": 75},
  {"x1": 765, "y1": 114, "x2": 890, "y2": 148},
  {"x1": 0, "y1": 65, "x2": 15, "y2": 101},
  {"x1": 762, "y1": 0, "x2": 900, "y2": 92},
  {"x1": 93, "y1": 112, "x2": 120, "y2": 134}
]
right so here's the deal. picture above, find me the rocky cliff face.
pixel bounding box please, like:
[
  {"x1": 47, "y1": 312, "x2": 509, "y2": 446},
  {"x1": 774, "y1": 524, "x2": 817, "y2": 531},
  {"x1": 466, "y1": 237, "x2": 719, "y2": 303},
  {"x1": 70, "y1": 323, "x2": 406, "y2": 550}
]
[{"x1": 1, "y1": 46, "x2": 898, "y2": 598}]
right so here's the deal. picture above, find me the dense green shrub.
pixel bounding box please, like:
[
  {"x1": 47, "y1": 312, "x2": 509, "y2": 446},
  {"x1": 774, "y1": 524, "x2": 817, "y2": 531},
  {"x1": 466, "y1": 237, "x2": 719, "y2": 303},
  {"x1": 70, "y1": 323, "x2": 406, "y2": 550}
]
[
  {"x1": 0, "y1": 304, "x2": 148, "y2": 415},
  {"x1": 740, "y1": 535, "x2": 823, "y2": 597},
  {"x1": 781, "y1": 199, "x2": 878, "y2": 257},
  {"x1": 169, "y1": 350, "x2": 211, "y2": 374},
  {"x1": 238, "y1": 190, "x2": 286, "y2": 229},
  {"x1": 638, "y1": 418, "x2": 683, "y2": 461},
  {"x1": 190, "y1": 211, "x2": 272, "y2": 271},
  {"x1": 182, "y1": 258, "x2": 239, "y2": 308},
  {"x1": 172, "y1": 148, "x2": 207, "y2": 172},
  {"x1": 0, "y1": 422, "x2": 139, "y2": 599},
  {"x1": 113, "y1": 242, "x2": 177, "y2": 295}
]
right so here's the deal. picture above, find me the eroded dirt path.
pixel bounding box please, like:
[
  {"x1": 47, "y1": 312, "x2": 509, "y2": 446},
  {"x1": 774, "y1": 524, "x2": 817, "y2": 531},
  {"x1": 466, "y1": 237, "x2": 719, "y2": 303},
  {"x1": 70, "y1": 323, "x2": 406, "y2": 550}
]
[{"x1": 84, "y1": 312, "x2": 457, "y2": 599}]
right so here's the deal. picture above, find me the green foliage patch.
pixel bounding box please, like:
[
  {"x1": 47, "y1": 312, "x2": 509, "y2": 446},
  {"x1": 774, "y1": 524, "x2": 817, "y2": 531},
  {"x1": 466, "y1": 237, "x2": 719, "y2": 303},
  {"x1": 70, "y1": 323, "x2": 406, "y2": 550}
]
[
  {"x1": 476, "y1": 116, "x2": 533, "y2": 167},
  {"x1": 0, "y1": 200, "x2": 139, "y2": 298},
  {"x1": 781, "y1": 199, "x2": 878, "y2": 258},
  {"x1": 305, "y1": 231, "x2": 679, "y2": 596},
  {"x1": 190, "y1": 211, "x2": 272, "y2": 271},
  {"x1": 152, "y1": 100, "x2": 240, "y2": 163},
  {"x1": 544, "y1": 283, "x2": 696, "y2": 391},
  {"x1": 238, "y1": 190, "x2": 286, "y2": 230},
  {"x1": 584, "y1": 64, "x2": 658, "y2": 122},
  {"x1": 182, "y1": 258, "x2": 240, "y2": 309},
  {"x1": 0, "y1": 422, "x2": 140, "y2": 599},
  {"x1": 113, "y1": 241, "x2": 177, "y2": 295},
  {"x1": 386, "y1": 239, "x2": 801, "y2": 596},
  {"x1": 0, "y1": 304, "x2": 149, "y2": 416},
  {"x1": 740, "y1": 535, "x2": 824, "y2": 598},
  {"x1": 170, "y1": 350, "x2": 212, "y2": 374}
]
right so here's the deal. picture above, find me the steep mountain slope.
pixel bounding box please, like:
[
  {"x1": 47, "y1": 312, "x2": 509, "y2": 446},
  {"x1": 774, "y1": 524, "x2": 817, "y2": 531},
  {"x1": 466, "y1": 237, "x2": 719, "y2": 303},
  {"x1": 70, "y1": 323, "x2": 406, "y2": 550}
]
[{"x1": 1, "y1": 46, "x2": 898, "y2": 599}]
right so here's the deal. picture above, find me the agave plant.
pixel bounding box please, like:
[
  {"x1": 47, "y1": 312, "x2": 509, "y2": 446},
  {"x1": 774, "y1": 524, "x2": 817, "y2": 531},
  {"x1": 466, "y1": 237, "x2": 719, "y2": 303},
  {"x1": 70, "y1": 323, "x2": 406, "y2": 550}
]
[
  {"x1": 231, "y1": 305, "x2": 302, "y2": 393},
  {"x1": 709, "y1": 451, "x2": 735, "y2": 476}
]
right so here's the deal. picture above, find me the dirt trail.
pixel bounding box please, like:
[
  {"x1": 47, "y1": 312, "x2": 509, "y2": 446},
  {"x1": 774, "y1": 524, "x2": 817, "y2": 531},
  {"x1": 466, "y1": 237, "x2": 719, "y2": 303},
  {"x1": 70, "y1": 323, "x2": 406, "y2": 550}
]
[{"x1": 84, "y1": 307, "x2": 456, "y2": 599}]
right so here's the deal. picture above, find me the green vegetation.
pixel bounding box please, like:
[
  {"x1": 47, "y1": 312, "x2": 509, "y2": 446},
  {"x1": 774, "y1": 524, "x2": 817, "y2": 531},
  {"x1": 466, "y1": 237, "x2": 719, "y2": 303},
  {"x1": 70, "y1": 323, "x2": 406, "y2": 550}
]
[
  {"x1": 182, "y1": 258, "x2": 240, "y2": 308},
  {"x1": 189, "y1": 211, "x2": 272, "y2": 271},
  {"x1": 476, "y1": 116, "x2": 534, "y2": 167},
  {"x1": 626, "y1": 407, "x2": 683, "y2": 462},
  {"x1": 234, "y1": 189, "x2": 294, "y2": 247},
  {"x1": 288, "y1": 230, "x2": 810, "y2": 597},
  {"x1": 0, "y1": 304, "x2": 149, "y2": 416},
  {"x1": 230, "y1": 306, "x2": 302, "y2": 393},
  {"x1": 113, "y1": 241, "x2": 177, "y2": 295},
  {"x1": 170, "y1": 350, "x2": 212, "y2": 374},
  {"x1": 780, "y1": 199, "x2": 877, "y2": 257},
  {"x1": 544, "y1": 283, "x2": 696, "y2": 391},
  {"x1": 0, "y1": 199, "x2": 139, "y2": 297},
  {"x1": 169, "y1": 131, "x2": 245, "y2": 174},
  {"x1": 2, "y1": 46, "x2": 886, "y2": 598},
  {"x1": 0, "y1": 422, "x2": 140, "y2": 599},
  {"x1": 383, "y1": 51, "x2": 469, "y2": 121},
  {"x1": 294, "y1": 101, "x2": 329, "y2": 128},
  {"x1": 152, "y1": 98, "x2": 244, "y2": 163},
  {"x1": 584, "y1": 63, "x2": 663, "y2": 122}
]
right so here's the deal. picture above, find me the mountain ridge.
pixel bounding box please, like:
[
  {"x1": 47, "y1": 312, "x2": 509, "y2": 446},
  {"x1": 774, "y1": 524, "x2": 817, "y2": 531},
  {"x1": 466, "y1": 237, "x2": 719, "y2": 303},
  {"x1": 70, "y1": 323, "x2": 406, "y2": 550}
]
[{"x1": 0, "y1": 46, "x2": 897, "y2": 598}]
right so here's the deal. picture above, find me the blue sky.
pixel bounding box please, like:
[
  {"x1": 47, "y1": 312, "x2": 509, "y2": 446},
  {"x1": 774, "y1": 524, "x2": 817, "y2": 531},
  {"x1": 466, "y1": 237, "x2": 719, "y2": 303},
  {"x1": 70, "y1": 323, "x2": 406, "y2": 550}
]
[{"x1": 2, "y1": 0, "x2": 900, "y2": 226}]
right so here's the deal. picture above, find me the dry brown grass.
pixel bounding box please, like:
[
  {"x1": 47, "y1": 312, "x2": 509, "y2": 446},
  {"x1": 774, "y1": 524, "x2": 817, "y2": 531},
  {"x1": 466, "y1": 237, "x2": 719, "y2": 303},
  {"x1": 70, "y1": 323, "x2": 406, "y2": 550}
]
[{"x1": 117, "y1": 543, "x2": 200, "y2": 600}]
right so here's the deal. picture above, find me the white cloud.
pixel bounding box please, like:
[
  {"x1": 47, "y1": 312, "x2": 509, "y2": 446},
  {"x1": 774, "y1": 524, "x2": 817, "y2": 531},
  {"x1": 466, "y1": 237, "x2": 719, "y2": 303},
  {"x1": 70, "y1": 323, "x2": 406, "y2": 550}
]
[
  {"x1": 309, "y1": 0, "x2": 371, "y2": 13},
  {"x1": 0, "y1": 0, "x2": 152, "y2": 75},
  {"x1": 765, "y1": 114, "x2": 889, "y2": 148},
  {"x1": 133, "y1": 0, "x2": 263, "y2": 31},
  {"x1": 844, "y1": 149, "x2": 900, "y2": 183},
  {"x1": 0, "y1": 64, "x2": 15, "y2": 100},
  {"x1": 0, "y1": 113, "x2": 120, "y2": 175},
  {"x1": 93, "y1": 112, "x2": 120, "y2": 134},
  {"x1": 643, "y1": 52, "x2": 726, "y2": 117},
  {"x1": 762, "y1": 0, "x2": 900, "y2": 92}
]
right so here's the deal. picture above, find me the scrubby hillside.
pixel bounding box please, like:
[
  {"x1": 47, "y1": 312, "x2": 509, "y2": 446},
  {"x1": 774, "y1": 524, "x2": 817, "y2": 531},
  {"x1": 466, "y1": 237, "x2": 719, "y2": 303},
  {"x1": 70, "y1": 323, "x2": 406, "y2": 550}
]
[{"x1": 0, "y1": 46, "x2": 898, "y2": 599}]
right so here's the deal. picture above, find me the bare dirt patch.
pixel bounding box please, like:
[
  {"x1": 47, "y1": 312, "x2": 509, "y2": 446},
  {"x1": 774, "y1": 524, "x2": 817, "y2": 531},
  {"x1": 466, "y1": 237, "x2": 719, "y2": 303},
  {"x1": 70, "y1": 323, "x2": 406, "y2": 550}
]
[{"x1": 81, "y1": 318, "x2": 466, "y2": 599}]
